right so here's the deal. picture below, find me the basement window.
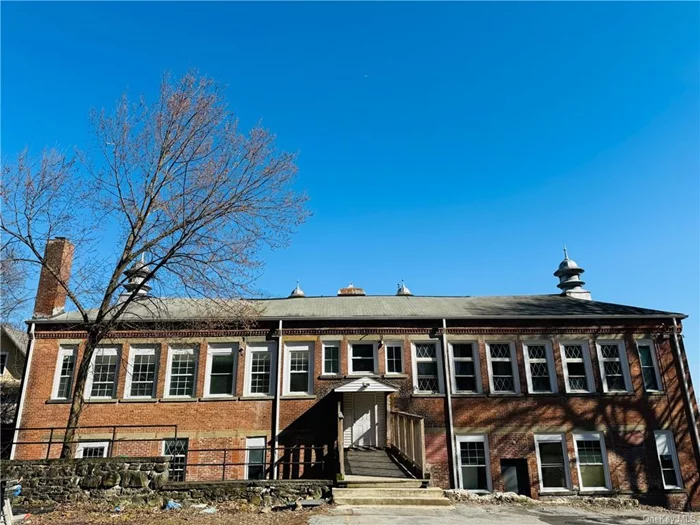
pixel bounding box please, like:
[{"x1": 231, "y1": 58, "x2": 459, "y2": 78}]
[
  {"x1": 246, "y1": 436, "x2": 267, "y2": 480},
  {"x1": 596, "y1": 341, "x2": 632, "y2": 393},
  {"x1": 457, "y1": 435, "x2": 492, "y2": 492},
  {"x1": 535, "y1": 434, "x2": 571, "y2": 492},
  {"x1": 52, "y1": 345, "x2": 77, "y2": 399},
  {"x1": 75, "y1": 441, "x2": 109, "y2": 458},
  {"x1": 573, "y1": 432, "x2": 610, "y2": 491},
  {"x1": 654, "y1": 430, "x2": 683, "y2": 490},
  {"x1": 85, "y1": 346, "x2": 120, "y2": 399}
]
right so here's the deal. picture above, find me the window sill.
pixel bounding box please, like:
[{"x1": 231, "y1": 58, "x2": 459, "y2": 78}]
[
  {"x1": 563, "y1": 391, "x2": 598, "y2": 397},
  {"x1": 487, "y1": 393, "x2": 523, "y2": 397},
  {"x1": 345, "y1": 374, "x2": 380, "y2": 379},
  {"x1": 281, "y1": 394, "x2": 317, "y2": 400},
  {"x1": 578, "y1": 489, "x2": 614, "y2": 495},
  {"x1": 199, "y1": 396, "x2": 238, "y2": 402},
  {"x1": 527, "y1": 392, "x2": 559, "y2": 396},
  {"x1": 121, "y1": 398, "x2": 158, "y2": 403},
  {"x1": 46, "y1": 399, "x2": 71, "y2": 404},
  {"x1": 411, "y1": 393, "x2": 445, "y2": 398},
  {"x1": 85, "y1": 399, "x2": 118, "y2": 404},
  {"x1": 601, "y1": 391, "x2": 634, "y2": 397},
  {"x1": 318, "y1": 374, "x2": 342, "y2": 380},
  {"x1": 452, "y1": 393, "x2": 486, "y2": 398},
  {"x1": 239, "y1": 395, "x2": 275, "y2": 401},
  {"x1": 660, "y1": 487, "x2": 686, "y2": 493},
  {"x1": 160, "y1": 397, "x2": 198, "y2": 403},
  {"x1": 539, "y1": 489, "x2": 573, "y2": 496},
  {"x1": 382, "y1": 373, "x2": 408, "y2": 379},
  {"x1": 645, "y1": 391, "x2": 666, "y2": 396}
]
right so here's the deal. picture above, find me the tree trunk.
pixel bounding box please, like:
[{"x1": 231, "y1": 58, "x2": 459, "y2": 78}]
[{"x1": 60, "y1": 329, "x2": 101, "y2": 458}]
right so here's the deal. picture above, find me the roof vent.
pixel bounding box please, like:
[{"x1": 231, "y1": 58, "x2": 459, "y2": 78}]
[
  {"x1": 554, "y1": 247, "x2": 591, "y2": 300},
  {"x1": 396, "y1": 281, "x2": 413, "y2": 296},
  {"x1": 337, "y1": 282, "x2": 366, "y2": 296},
  {"x1": 288, "y1": 281, "x2": 305, "y2": 298}
]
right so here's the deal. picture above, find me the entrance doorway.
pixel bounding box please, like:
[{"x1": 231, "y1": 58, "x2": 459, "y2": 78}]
[
  {"x1": 342, "y1": 392, "x2": 387, "y2": 448},
  {"x1": 500, "y1": 458, "x2": 530, "y2": 497}
]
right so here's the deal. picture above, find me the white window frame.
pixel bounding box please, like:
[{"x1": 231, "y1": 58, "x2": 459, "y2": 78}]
[
  {"x1": 204, "y1": 343, "x2": 239, "y2": 398},
  {"x1": 321, "y1": 341, "x2": 341, "y2": 376},
  {"x1": 124, "y1": 345, "x2": 158, "y2": 399},
  {"x1": 84, "y1": 346, "x2": 120, "y2": 400},
  {"x1": 245, "y1": 436, "x2": 267, "y2": 480},
  {"x1": 636, "y1": 339, "x2": 663, "y2": 393},
  {"x1": 596, "y1": 340, "x2": 632, "y2": 393},
  {"x1": 348, "y1": 341, "x2": 378, "y2": 376},
  {"x1": 164, "y1": 345, "x2": 199, "y2": 399},
  {"x1": 449, "y1": 341, "x2": 481, "y2": 394},
  {"x1": 573, "y1": 431, "x2": 611, "y2": 491},
  {"x1": 534, "y1": 433, "x2": 572, "y2": 492},
  {"x1": 523, "y1": 341, "x2": 557, "y2": 394},
  {"x1": 244, "y1": 342, "x2": 277, "y2": 397},
  {"x1": 560, "y1": 340, "x2": 595, "y2": 394},
  {"x1": 485, "y1": 341, "x2": 520, "y2": 394},
  {"x1": 411, "y1": 340, "x2": 444, "y2": 394},
  {"x1": 456, "y1": 434, "x2": 492, "y2": 493},
  {"x1": 0, "y1": 351, "x2": 7, "y2": 374},
  {"x1": 75, "y1": 441, "x2": 109, "y2": 459},
  {"x1": 284, "y1": 341, "x2": 314, "y2": 395},
  {"x1": 654, "y1": 430, "x2": 683, "y2": 490},
  {"x1": 52, "y1": 345, "x2": 77, "y2": 400},
  {"x1": 384, "y1": 341, "x2": 404, "y2": 375}
]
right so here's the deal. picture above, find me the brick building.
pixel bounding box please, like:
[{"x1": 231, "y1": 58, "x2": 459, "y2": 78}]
[{"x1": 10, "y1": 239, "x2": 700, "y2": 510}]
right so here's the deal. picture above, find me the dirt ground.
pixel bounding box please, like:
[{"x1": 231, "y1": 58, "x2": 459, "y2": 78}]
[{"x1": 15, "y1": 502, "x2": 325, "y2": 525}]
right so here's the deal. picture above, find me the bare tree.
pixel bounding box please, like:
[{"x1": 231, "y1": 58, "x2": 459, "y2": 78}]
[{"x1": 1, "y1": 71, "x2": 309, "y2": 457}]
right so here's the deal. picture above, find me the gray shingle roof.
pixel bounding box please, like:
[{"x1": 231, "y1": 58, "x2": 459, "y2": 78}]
[
  {"x1": 34, "y1": 294, "x2": 685, "y2": 323},
  {"x1": 1, "y1": 325, "x2": 29, "y2": 353}
]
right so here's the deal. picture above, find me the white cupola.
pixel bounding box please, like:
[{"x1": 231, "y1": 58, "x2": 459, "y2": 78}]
[
  {"x1": 396, "y1": 281, "x2": 413, "y2": 296},
  {"x1": 288, "y1": 281, "x2": 306, "y2": 298},
  {"x1": 553, "y1": 247, "x2": 591, "y2": 300}
]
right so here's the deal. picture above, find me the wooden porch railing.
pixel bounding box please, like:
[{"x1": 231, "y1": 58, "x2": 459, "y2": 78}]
[
  {"x1": 337, "y1": 400, "x2": 345, "y2": 480},
  {"x1": 389, "y1": 410, "x2": 426, "y2": 479}
]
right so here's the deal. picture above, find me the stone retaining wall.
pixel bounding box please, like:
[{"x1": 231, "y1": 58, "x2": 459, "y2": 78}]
[{"x1": 1, "y1": 458, "x2": 332, "y2": 508}]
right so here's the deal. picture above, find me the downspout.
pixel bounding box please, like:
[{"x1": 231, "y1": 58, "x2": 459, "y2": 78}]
[
  {"x1": 11, "y1": 322, "x2": 35, "y2": 460},
  {"x1": 272, "y1": 320, "x2": 283, "y2": 479},
  {"x1": 671, "y1": 318, "x2": 700, "y2": 472},
  {"x1": 441, "y1": 318, "x2": 459, "y2": 488}
]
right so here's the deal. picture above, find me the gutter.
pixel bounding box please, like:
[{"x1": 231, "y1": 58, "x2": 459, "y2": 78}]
[
  {"x1": 441, "y1": 319, "x2": 459, "y2": 488},
  {"x1": 11, "y1": 322, "x2": 35, "y2": 460},
  {"x1": 271, "y1": 320, "x2": 283, "y2": 479},
  {"x1": 671, "y1": 318, "x2": 700, "y2": 477}
]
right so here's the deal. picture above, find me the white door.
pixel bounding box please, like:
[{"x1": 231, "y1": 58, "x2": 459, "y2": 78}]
[{"x1": 352, "y1": 393, "x2": 377, "y2": 447}]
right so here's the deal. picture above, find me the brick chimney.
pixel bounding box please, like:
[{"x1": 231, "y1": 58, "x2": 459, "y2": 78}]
[{"x1": 34, "y1": 237, "x2": 75, "y2": 318}]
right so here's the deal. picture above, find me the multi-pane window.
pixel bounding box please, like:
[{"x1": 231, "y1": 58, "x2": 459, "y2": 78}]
[
  {"x1": 350, "y1": 343, "x2": 375, "y2": 374},
  {"x1": 322, "y1": 342, "x2": 340, "y2": 375},
  {"x1": 524, "y1": 342, "x2": 556, "y2": 394},
  {"x1": 654, "y1": 431, "x2": 682, "y2": 489},
  {"x1": 53, "y1": 346, "x2": 77, "y2": 399},
  {"x1": 167, "y1": 346, "x2": 197, "y2": 397},
  {"x1": 246, "y1": 344, "x2": 275, "y2": 396},
  {"x1": 0, "y1": 352, "x2": 7, "y2": 374},
  {"x1": 205, "y1": 343, "x2": 237, "y2": 397},
  {"x1": 637, "y1": 341, "x2": 662, "y2": 392},
  {"x1": 487, "y1": 342, "x2": 518, "y2": 394},
  {"x1": 76, "y1": 442, "x2": 109, "y2": 459},
  {"x1": 414, "y1": 342, "x2": 440, "y2": 393},
  {"x1": 246, "y1": 437, "x2": 266, "y2": 480},
  {"x1": 561, "y1": 342, "x2": 593, "y2": 393},
  {"x1": 386, "y1": 343, "x2": 403, "y2": 374},
  {"x1": 457, "y1": 435, "x2": 491, "y2": 492},
  {"x1": 597, "y1": 341, "x2": 631, "y2": 393},
  {"x1": 451, "y1": 342, "x2": 480, "y2": 393},
  {"x1": 286, "y1": 342, "x2": 312, "y2": 394},
  {"x1": 87, "y1": 347, "x2": 119, "y2": 399},
  {"x1": 574, "y1": 433, "x2": 610, "y2": 490},
  {"x1": 126, "y1": 346, "x2": 157, "y2": 398},
  {"x1": 164, "y1": 438, "x2": 188, "y2": 482},
  {"x1": 535, "y1": 434, "x2": 570, "y2": 491}
]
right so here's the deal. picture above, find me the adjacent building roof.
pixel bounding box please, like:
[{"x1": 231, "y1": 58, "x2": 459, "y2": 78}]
[
  {"x1": 1, "y1": 325, "x2": 29, "y2": 353},
  {"x1": 34, "y1": 294, "x2": 686, "y2": 324}
]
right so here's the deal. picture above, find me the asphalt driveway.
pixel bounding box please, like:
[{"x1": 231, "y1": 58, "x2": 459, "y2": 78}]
[{"x1": 310, "y1": 504, "x2": 697, "y2": 525}]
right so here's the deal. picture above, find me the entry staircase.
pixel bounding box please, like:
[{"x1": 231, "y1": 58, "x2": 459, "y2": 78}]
[{"x1": 333, "y1": 449, "x2": 451, "y2": 507}]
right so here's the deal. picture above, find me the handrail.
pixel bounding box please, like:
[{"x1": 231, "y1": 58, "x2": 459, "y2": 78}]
[{"x1": 389, "y1": 410, "x2": 426, "y2": 479}]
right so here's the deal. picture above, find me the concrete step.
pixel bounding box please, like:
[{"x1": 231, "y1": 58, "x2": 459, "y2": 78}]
[
  {"x1": 333, "y1": 495, "x2": 452, "y2": 506},
  {"x1": 334, "y1": 488, "x2": 445, "y2": 499},
  {"x1": 343, "y1": 480, "x2": 425, "y2": 488}
]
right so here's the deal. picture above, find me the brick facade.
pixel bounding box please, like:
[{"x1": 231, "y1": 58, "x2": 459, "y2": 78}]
[{"x1": 12, "y1": 316, "x2": 700, "y2": 510}]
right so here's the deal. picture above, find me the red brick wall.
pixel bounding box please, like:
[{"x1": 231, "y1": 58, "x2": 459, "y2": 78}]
[{"x1": 14, "y1": 324, "x2": 700, "y2": 510}]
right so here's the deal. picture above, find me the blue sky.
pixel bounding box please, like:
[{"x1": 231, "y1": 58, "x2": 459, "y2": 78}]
[{"x1": 2, "y1": 2, "x2": 698, "y2": 381}]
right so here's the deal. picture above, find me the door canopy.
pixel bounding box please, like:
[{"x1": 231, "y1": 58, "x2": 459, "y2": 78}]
[{"x1": 334, "y1": 377, "x2": 398, "y2": 393}]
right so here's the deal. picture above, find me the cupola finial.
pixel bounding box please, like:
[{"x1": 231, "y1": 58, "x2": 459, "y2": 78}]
[{"x1": 289, "y1": 280, "x2": 305, "y2": 298}]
